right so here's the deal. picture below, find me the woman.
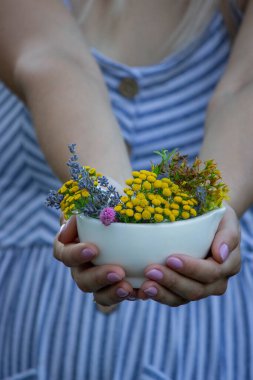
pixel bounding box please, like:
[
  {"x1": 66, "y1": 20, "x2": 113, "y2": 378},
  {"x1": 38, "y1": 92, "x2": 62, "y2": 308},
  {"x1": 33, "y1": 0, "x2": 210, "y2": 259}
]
[{"x1": 0, "y1": 1, "x2": 252, "y2": 379}]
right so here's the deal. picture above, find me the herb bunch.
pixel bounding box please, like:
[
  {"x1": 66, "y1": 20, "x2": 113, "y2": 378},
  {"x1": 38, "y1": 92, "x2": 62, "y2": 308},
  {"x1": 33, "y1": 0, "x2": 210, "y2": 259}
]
[
  {"x1": 46, "y1": 144, "x2": 120, "y2": 220},
  {"x1": 46, "y1": 145, "x2": 229, "y2": 226}
]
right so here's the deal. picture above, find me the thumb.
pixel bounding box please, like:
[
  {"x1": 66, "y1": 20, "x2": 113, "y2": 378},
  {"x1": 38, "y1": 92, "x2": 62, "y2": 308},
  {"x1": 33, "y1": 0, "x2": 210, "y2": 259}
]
[
  {"x1": 58, "y1": 215, "x2": 78, "y2": 244},
  {"x1": 211, "y1": 205, "x2": 240, "y2": 264}
]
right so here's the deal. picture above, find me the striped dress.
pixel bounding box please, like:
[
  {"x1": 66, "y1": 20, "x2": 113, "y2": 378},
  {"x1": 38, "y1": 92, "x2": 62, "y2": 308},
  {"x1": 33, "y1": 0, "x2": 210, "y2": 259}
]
[{"x1": 0, "y1": 7, "x2": 253, "y2": 380}]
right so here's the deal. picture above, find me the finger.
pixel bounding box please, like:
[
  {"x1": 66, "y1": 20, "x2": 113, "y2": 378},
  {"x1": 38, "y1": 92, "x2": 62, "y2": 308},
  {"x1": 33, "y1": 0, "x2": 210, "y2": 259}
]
[
  {"x1": 58, "y1": 215, "x2": 78, "y2": 244},
  {"x1": 94, "y1": 281, "x2": 136, "y2": 306},
  {"x1": 71, "y1": 264, "x2": 127, "y2": 293},
  {"x1": 143, "y1": 265, "x2": 229, "y2": 301},
  {"x1": 139, "y1": 280, "x2": 189, "y2": 307},
  {"x1": 165, "y1": 254, "x2": 224, "y2": 284},
  {"x1": 215, "y1": 247, "x2": 241, "y2": 278},
  {"x1": 95, "y1": 304, "x2": 118, "y2": 314},
  {"x1": 144, "y1": 266, "x2": 207, "y2": 300},
  {"x1": 211, "y1": 205, "x2": 240, "y2": 263},
  {"x1": 53, "y1": 237, "x2": 99, "y2": 267}
]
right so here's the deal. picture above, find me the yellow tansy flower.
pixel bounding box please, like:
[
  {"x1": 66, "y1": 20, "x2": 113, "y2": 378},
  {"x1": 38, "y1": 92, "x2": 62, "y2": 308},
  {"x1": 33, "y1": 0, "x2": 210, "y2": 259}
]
[
  {"x1": 154, "y1": 207, "x2": 163, "y2": 214},
  {"x1": 135, "y1": 206, "x2": 144, "y2": 213},
  {"x1": 132, "y1": 171, "x2": 140, "y2": 178},
  {"x1": 126, "y1": 201, "x2": 134, "y2": 209},
  {"x1": 142, "y1": 210, "x2": 152, "y2": 220},
  {"x1": 170, "y1": 203, "x2": 179, "y2": 210},
  {"x1": 163, "y1": 209, "x2": 171, "y2": 217},
  {"x1": 132, "y1": 184, "x2": 141, "y2": 191},
  {"x1": 133, "y1": 178, "x2": 142, "y2": 184},
  {"x1": 139, "y1": 174, "x2": 147, "y2": 180},
  {"x1": 154, "y1": 214, "x2": 164, "y2": 222},
  {"x1": 89, "y1": 168, "x2": 96, "y2": 175},
  {"x1": 178, "y1": 193, "x2": 189, "y2": 198},
  {"x1": 81, "y1": 190, "x2": 89, "y2": 197},
  {"x1": 125, "y1": 190, "x2": 134, "y2": 196},
  {"x1": 136, "y1": 193, "x2": 146, "y2": 200},
  {"x1": 126, "y1": 209, "x2": 134, "y2": 217},
  {"x1": 190, "y1": 208, "x2": 197, "y2": 216},
  {"x1": 65, "y1": 180, "x2": 74, "y2": 187},
  {"x1": 153, "y1": 180, "x2": 162, "y2": 189},
  {"x1": 59, "y1": 185, "x2": 67, "y2": 194},
  {"x1": 147, "y1": 176, "x2": 156, "y2": 183},
  {"x1": 125, "y1": 179, "x2": 134, "y2": 186},
  {"x1": 183, "y1": 205, "x2": 191, "y2": 211},
  {"x1": 134, "y1": 213, "x2": 142, "y2": 221},
  {"x1": 74, "y1": 194, "x2": 81, "y2": 200},
  {"x1": 174, "y1": 196, "x2": 183, "y2": 203},
  {"x1": 139, "y1": 199, "x2": 149, "y2": 207},
  {"x1": 152, "y1": 198, "x2": 161, "y2": 206},
  {"x1": 168, "y1": 213, "x2": 176, "y2": 222},
  {"x1": 163, "y1": 188, "x2": 172, "y2": 197},
  {"x1": 161, "y1": 178, "x2": 172, "y2": 184},
  {"x1": 143, "y1": 181, "x2": 152, "y2": 190},
  {"x1": 171, "y1": 210, "x2": 179, "y2": 217},
  {"x1": 182, "y1": 211, "x2": 190, "y2": 219},
  {"x1": 132, "y1": 198, "x2": 141, "y2": 206},
  {"x1": 121, "y1": 196, "x2": 129, "y2": 203},
  {"x1": 114, "y1": 205, "x2": 122, "y2": 212},
  {"x1": 70, "y1": 186, "x2": 79, "y2": 193}
]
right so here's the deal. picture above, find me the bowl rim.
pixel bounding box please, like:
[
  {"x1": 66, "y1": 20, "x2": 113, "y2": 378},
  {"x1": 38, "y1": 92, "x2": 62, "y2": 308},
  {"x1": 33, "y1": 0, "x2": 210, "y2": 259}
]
[{"x1": 77, "y1": 205, "x2": 226, "y2": 228}]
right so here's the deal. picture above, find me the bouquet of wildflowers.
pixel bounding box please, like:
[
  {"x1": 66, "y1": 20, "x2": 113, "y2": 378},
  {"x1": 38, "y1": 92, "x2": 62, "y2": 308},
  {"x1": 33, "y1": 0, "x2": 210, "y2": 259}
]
[{"x1": 46, "y1": 144, "x2": 229, "y2": 226}]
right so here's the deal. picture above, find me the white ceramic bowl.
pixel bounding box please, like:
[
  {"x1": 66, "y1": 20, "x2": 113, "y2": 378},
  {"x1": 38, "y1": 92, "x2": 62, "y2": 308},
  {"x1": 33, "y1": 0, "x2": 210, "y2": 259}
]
[{"x1": 77, "y1": 207, "x2": 226, "y2": 288}]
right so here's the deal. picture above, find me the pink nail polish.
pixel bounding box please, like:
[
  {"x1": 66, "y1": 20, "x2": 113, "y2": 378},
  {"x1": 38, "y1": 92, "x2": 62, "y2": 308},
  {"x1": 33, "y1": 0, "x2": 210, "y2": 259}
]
[
  {"x1": 107, "y1": 273, "x2": 122, "y2": 283},
  {"x1": 166, "y1": 257, "x2": 183, "y2": 269},
  {"x1": 81, "y1": 248, "x2": 96, "y2": 260},
  {"x1": 116, "y1": 288, "x2": 129, "y2": 298},
  {"x1": 219, "y1": 243, "x2": 229, "y2": 262},
  {"x1": 146, "y1": 269, "x2": 163, "y2": 281},
  {"x1": 144, "y1": 287, "x2": 158, "y2": 297}
]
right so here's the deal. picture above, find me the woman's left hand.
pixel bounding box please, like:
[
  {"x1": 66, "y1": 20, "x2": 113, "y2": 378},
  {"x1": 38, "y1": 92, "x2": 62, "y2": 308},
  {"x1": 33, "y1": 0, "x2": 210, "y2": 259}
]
[{"x1": 138, "y1": 205, "x2": 241, "y2": 306}]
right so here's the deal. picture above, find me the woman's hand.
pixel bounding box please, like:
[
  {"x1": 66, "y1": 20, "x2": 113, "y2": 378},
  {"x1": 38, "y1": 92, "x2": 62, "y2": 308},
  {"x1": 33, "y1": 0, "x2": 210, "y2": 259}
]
[
  {"x1": 138, "y1": 205, "x2": 241, "y2": 306},
  {"x1": 54, "y1": 216, "x2": 136, "y2": 310}
]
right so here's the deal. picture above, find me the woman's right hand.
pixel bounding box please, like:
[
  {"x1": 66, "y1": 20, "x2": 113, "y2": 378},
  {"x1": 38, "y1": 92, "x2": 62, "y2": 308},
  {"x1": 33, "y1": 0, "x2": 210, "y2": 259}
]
[{"x1": 53, "y1": 216, "x2": 136, "y2": 309}]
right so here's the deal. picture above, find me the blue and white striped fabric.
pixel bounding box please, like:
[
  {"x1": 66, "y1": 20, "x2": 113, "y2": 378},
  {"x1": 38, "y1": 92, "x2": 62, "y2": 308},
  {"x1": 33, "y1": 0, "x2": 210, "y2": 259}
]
[{"x1": 1, "y1": 10, "x2": 253, "y2": 380}]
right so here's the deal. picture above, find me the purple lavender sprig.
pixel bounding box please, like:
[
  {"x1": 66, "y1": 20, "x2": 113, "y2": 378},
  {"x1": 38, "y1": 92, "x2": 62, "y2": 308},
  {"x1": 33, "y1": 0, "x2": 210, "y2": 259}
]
[{"x1": 46, "y1": 143, "x2": 121, "y2": 223}]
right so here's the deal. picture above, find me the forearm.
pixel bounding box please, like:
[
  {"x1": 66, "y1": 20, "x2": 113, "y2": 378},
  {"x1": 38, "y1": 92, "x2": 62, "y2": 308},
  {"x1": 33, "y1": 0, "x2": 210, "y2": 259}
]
[
  {"x1": 19, "y1": 56, "x2": 131, "y2": 185},
  {"x1": 200, "y1": 84, "x2": 253, "y2": 217},
  {"x1": 1, "y1": 0, "x2": 131, "y2": 184}
]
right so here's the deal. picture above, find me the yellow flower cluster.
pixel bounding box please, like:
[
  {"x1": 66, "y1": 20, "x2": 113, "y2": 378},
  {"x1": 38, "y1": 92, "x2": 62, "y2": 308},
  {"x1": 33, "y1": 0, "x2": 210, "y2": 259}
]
[
  {"x1": 114, "y1": 170, "x2": 198, "y2": 223},
  {"x1": 58, "y1": 167, "x2": 102, "y2": 219}
]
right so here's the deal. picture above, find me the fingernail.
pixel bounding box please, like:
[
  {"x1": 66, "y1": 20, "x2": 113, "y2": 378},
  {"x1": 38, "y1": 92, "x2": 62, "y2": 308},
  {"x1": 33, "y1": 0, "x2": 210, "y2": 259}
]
[
  {"x1": 107, "y1": 272, "x2": 122, "y2": 283},
  {"x1": 144, "y1": 287, "x2": 158, "y2": 297},
  {"x1": 59, "y1": 223, "x2": 66, "y2": 234},
  {"x1": 146, "y1": 269, "x2": 163, "y2": 281},
  {"x1": 128, "y1": 296, "x2": 137, "y2": 301},
  {"x1": 219, "y1": 243, "x2": 229, "y2": 262},
  {"x1": 81, "y1": 248, "x2": 96, "y2": 260},
  {"x1": 116, "y1": 288, "x2": 129, "y2": 298},
  {"x1": 166, "y1": 257, "x2": 183, "y2": 269}
]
